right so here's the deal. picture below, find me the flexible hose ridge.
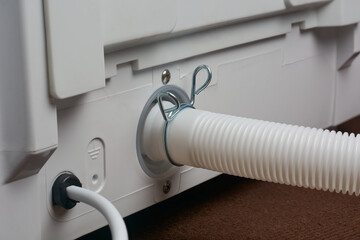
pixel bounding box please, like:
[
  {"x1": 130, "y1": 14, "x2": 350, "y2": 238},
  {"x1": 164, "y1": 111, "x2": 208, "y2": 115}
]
[{"x1": 168, "y1": 110, "x2": 360, "y2": 196}]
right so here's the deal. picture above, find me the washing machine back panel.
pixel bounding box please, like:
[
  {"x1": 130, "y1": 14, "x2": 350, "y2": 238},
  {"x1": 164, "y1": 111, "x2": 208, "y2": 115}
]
[
  {"x1": 44, "y1": 0, "x2": 347, "y2": 99},
  {"x1": 45, "y1": 24, "x2": 342, "y2": 239},
  {"x1": 1, "y1": 0, "x2": 360, "y2": 239}
]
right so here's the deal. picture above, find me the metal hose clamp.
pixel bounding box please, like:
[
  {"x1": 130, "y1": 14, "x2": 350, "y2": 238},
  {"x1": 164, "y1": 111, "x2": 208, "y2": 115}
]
[{"x1": 156, "y1": 65, "x2": 212, "y2": 166}]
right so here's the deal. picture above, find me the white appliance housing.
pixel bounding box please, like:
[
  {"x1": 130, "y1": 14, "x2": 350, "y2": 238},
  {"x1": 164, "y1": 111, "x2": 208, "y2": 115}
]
[{"x1": 1, "y1": 0, "x2": 360, "y2": 239}]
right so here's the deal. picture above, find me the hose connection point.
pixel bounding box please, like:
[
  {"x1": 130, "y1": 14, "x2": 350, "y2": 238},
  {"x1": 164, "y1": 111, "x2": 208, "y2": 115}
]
[{"x1": 52, "y1": 172, "x2": 82, "y2": 210}]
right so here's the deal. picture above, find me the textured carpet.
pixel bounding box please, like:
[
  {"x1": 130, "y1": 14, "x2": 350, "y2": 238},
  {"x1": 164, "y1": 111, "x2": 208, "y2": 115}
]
[{"x1": 80, "y1": 174, "x2": 360, "y2": 240}]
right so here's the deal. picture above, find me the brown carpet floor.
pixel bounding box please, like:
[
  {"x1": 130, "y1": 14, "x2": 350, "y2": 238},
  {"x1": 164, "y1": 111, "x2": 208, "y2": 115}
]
[{"x1": 80, "y1": 174, "x2": 360, "y2": 240}]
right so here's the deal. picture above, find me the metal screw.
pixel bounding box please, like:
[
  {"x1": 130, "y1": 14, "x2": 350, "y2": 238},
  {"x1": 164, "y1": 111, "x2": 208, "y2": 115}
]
[
  {"x1": 163, "y1": 180, "x2": 171, "y2": 194},
  {"x1": 161, "y1": 69, "x2": 171, "y2": 85}
]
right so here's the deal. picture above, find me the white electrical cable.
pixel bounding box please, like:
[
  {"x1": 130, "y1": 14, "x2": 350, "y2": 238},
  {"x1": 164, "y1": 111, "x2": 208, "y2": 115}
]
[
  {"x1": 66, "y1": 186, "x2": 128, "y2": 240},
  {"x1": 142, "y1": 106, "x2": 360, "y2": 196}
]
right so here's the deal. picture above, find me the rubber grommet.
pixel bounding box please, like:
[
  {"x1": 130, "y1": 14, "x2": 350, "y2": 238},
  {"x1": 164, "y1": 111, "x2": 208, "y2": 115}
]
[
  {"x1": 52, "y1": 173, "x2": 82, "y2": 210},
  {"x1": 136, "y1": 86, "x2": 190, "y2": 179}
]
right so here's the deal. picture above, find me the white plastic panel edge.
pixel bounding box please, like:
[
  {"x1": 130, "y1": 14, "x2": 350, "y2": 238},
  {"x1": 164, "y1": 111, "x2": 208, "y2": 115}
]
[
  {"x1": 102, "y1": 0, "x2": 177, "y2": 51},
  {"x1": 0, "y1": 0, "x2": 58, "y2": 183},
  {"x1": 285, "y1": 0, "x2": 332, "y2": 8},
  {"x1": 313, "y1": 0, "x2": 360, "y2": 27},
  {"x1": 44, "y1": 0, "x2": 105, "y2": 99},
  {"x1": 172, "y1": 0, "x2": 286, "y2": 33},
  {"x1": 0, "y1": 0, "x2": 56, "y2": 239}
]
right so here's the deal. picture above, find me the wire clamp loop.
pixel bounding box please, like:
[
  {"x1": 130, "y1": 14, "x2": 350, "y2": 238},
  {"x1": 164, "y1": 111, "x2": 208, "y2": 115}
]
[{"x1": 156, "y1": 65, "x2": 212, "y2": 165}]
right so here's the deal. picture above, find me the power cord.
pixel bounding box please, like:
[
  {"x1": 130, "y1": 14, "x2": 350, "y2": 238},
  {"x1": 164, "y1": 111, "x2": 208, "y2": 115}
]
[{"x1": 52, "y1": 173, "x2": 128, "y2": 240}]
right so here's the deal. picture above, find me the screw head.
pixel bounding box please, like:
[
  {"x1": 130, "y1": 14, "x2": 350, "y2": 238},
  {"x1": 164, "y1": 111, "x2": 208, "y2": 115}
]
[
  {"x1": 161, "y1": 69, "x2": 171, "y2": 85},
  {"x1": 163, "y1": 180, "x2": 171, "y2": 194}
]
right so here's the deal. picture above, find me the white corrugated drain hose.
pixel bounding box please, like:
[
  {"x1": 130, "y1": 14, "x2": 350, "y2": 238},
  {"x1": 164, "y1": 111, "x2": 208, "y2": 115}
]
[{"x1": 142, "y1": 107, "x2": 360, "y2": 196}]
